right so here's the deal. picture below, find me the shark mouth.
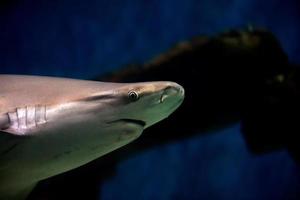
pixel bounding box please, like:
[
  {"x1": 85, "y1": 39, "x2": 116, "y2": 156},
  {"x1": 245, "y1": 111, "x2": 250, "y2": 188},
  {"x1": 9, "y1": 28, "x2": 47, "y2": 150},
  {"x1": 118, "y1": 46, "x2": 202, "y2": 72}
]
[{"x1": 107, "y1": 119, "x2": 146, "y2": 127}]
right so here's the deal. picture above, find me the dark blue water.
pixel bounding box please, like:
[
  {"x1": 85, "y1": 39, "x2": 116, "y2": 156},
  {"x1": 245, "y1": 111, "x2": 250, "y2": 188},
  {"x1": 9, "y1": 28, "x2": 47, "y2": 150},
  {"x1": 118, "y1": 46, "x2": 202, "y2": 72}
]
[
  {"x1": 101, "y1": 125, "x2": 300, "y2": 200},
  {"x1": 1, "y1": 1, "x2": 300, "y2": 199}
]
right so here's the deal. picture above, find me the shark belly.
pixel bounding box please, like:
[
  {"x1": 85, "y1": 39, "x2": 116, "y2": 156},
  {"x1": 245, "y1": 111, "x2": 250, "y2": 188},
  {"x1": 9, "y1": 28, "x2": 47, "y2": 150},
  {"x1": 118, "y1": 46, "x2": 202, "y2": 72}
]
[{"x1": 0, "y1": 120, "x2": 143, "y2": 199}]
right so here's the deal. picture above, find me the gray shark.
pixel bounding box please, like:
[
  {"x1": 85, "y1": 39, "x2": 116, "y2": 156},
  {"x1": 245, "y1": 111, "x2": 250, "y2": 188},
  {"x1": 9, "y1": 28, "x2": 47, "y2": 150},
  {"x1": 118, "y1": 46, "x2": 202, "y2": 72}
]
[{"x1": 0, "y1": 75, "x2": 184, "y2": 200}]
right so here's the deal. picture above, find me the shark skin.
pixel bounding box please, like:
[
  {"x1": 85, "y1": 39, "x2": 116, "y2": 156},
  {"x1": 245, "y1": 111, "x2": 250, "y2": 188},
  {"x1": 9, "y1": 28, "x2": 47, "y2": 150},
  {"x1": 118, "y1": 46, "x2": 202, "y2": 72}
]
[{"x1": 0, "y1": 75, "x2": 184, "y2": 200}]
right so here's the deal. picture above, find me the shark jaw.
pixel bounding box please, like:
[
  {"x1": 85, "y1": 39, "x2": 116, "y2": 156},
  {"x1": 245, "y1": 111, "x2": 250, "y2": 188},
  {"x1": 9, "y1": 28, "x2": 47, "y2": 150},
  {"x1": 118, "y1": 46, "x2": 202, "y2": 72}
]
[{"x1": 0, "y1": 75, "x2": 184, "y2": 200}]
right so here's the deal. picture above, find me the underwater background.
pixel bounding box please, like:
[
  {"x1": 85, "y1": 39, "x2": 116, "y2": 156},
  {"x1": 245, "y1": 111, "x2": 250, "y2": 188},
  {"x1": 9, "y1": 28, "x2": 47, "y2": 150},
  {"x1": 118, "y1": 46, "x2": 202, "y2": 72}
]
[{"x1": 1, "y1": 0, "x2": 300, "y2": 199}]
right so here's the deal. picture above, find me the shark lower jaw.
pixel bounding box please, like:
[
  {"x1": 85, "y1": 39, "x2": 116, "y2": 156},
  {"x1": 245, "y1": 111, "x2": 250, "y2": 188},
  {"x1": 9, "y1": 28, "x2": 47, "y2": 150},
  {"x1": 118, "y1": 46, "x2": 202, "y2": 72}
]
[{"x1": 107, "y1": 119, "x2": 146, "y2": 127}]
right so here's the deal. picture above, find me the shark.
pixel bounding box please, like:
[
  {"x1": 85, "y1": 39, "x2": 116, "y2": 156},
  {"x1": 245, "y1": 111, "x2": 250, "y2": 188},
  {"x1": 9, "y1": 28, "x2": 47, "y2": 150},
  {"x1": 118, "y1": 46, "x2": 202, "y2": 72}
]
[{"x1": 0, "y1": 75, "x2": 184, "y2": 200}]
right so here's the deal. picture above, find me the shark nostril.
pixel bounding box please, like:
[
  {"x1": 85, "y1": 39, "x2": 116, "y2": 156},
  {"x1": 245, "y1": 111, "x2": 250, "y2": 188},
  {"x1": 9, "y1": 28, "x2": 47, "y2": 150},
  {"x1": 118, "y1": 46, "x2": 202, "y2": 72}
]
[
  {"x1": 160, "y1": 94, "x2": 168, "y2": 103},
  {"x1": 159, "y1": 85, "x2": 184, "y2": 103}
]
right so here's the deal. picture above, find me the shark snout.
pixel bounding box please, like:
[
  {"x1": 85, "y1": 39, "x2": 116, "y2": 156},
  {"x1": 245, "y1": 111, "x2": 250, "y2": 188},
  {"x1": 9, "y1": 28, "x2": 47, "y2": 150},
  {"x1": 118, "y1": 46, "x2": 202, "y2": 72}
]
[{"x1": 160, "y1": 82, "x2": 185, "y2": 103}]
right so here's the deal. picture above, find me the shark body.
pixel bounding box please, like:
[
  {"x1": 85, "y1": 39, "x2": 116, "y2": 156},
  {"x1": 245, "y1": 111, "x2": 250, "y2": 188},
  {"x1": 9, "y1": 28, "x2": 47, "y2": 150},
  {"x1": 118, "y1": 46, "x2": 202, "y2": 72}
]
[{"x1": 0, "y1": 75, "x2": 184, "y2": 200}]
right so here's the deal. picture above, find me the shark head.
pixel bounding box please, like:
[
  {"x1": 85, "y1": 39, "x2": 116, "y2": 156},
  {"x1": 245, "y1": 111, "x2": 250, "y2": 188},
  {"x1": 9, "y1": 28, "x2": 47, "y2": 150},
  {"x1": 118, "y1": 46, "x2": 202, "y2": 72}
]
[
  {"x1": 42, "y1": 81, "x2": 185, "y2": 149},
  {"x1": 0, "y1": 75, "x2": 184, "y2": 195},
  {"x1": 85, "y1": 81, "x2": 184, "y2": 128}
]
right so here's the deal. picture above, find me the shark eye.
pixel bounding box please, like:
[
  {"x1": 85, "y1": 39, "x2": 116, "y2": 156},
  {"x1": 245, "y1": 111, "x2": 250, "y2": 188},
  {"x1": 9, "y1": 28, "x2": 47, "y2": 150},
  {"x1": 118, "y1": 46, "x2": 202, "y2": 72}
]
[{"x1": 128, "y1": 91, "x2": 139, "y2": 101}]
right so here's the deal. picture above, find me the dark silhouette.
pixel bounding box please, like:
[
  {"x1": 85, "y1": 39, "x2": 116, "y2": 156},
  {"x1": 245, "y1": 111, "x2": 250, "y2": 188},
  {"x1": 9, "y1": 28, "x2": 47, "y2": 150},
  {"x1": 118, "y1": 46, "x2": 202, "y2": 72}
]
[{"x1": 100, "y1": 28, "x2": 298, "y2": 155}]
